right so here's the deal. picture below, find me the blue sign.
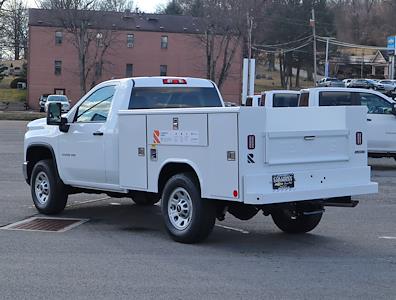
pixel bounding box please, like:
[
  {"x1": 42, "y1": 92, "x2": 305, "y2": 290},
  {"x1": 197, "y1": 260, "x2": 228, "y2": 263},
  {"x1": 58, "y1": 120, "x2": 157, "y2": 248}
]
[{"x1": 388, "y1": 36, "x2": 395, "y2": 55}]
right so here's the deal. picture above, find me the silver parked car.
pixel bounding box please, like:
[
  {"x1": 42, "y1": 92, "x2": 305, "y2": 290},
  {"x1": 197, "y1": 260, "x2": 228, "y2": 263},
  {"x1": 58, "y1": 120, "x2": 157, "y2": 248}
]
[
  {"x1": 376, "y1": 80, "x2": 396, "y2": 95},
  {"x1": 44, "y1": 94, "x2": 71, "y2": 112},
  {"x1": 317, "y1": 77, "x2": 345, "y2": 87}
]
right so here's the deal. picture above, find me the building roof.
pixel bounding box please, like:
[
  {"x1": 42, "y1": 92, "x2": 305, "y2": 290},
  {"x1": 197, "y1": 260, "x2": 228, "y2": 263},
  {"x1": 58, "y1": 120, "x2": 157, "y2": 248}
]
[{"x1": 28, "y1": 8, "x2": 205, "y2": 34}]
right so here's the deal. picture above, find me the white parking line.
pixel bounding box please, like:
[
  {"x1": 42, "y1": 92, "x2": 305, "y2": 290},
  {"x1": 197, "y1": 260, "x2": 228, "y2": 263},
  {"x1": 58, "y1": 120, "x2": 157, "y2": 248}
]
[
  {"x1": 216, "y1": 224, "x2": 249, "y2": 234},
  {"x1": 67, "y1": 196, "x2": 111, "y2": 207},
  {"x1": 379, "y1": 236, "x2": 396, "y2": 240}
]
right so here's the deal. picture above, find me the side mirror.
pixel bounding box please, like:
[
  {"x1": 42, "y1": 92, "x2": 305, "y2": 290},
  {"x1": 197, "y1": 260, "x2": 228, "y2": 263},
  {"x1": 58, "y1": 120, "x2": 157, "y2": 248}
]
[
  {"x1": 47, "y1": 102, "x2": 70, "y2": 132},
  {"x1": 47, "y1": 102, "x2": 62, "y2": 125}
]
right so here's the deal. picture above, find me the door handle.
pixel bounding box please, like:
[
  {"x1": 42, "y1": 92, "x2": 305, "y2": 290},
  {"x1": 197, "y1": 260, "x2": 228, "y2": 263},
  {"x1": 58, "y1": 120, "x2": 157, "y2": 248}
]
[
  {"x1": 367, "y1": 118, "x2": 372, "y2": 121},
  {"x1": 93, "y1": 131, "x2": 103, "y2": 136},
  {"x1": 304, "y1": 136, "x2": 316, "y2": 141}
]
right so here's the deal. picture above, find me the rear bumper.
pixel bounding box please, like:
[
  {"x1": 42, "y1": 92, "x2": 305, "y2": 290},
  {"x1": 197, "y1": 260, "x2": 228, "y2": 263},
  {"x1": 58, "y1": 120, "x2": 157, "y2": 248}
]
[{"x1": 243, "y1": 167, "x2": 378, "y2": 205}]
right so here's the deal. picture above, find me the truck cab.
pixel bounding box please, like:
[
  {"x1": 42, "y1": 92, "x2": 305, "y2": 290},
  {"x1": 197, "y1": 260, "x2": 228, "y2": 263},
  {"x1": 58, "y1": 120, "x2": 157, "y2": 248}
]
[{"x1": 245, "y1": 90, "x2": 300, "y2": 107}]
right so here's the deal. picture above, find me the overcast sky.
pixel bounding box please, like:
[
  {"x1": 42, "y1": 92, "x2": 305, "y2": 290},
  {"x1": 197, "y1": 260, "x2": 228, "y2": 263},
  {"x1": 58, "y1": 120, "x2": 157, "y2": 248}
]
[{"x1": 26, "y1": 0, "x2": 170, "y2": 13}]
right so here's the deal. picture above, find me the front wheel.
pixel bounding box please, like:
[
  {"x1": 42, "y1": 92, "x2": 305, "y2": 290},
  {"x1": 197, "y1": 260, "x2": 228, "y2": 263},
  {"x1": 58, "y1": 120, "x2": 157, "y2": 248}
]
[
  {"x1": 30, "y1": 159, "x2": 68, "y2": 214},
  {"x1": 271, "y1": 208, "x2": 322, "y2": 234},
  {"x1": 161, "y1": 173, "x2": 216, "y2": 243}
]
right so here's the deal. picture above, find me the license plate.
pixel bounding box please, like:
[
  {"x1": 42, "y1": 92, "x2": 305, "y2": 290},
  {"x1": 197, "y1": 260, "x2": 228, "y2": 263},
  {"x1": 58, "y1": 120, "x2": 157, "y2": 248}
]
[{"x1": 272, "y1": 173, "x2": 295, "y2": 190}]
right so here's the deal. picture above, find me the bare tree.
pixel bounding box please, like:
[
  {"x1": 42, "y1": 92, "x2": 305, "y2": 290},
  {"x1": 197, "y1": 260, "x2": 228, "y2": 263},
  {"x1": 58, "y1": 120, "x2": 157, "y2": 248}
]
[
  {"x1": 36, "y1": 0, "x2": 125, "y2": 94},
  {"x1": 2, "y1": 0, "x2": 28, "y2": 60}
]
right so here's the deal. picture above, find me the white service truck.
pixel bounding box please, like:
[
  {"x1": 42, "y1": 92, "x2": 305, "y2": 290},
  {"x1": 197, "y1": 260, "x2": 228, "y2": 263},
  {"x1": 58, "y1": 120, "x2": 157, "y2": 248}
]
[{"x1": 24, "y1": 77, "x2": 377, "y2": 243}]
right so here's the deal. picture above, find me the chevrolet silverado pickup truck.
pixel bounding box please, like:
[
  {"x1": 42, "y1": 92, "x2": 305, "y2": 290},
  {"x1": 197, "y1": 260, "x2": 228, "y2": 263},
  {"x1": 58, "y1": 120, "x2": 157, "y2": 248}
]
[{"x1": 23, "y1": 77, "x2": 377, "y2": 243}]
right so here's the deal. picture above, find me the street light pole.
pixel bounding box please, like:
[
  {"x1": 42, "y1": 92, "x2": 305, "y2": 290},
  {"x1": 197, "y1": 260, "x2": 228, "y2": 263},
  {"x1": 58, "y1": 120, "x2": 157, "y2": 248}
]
[
  {"x1": 311, "y1": 8, "x2": 317, "y2": 86},
  {"x1": 325, "y1": 37, "x2": 330, "y2": 77}
]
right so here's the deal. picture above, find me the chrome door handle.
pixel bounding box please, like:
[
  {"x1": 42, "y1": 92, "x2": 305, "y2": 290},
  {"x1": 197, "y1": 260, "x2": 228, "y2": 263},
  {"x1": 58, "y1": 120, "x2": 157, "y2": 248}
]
[{"x1": 93, "y1": 131, "x2": 103, "y2": 136}]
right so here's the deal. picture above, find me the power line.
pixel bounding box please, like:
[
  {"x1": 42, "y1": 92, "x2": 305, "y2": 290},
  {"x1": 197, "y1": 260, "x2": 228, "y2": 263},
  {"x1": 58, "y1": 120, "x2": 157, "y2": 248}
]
[
  {"x1": 253, "y1": 35, "x2": 312, "y2": 48},
  {"x1": 252, "y1": 39, "x2": 312, "y2": 54},
  {"x1": 317, "y1": 36, "x2": 388, "y2": 50}
]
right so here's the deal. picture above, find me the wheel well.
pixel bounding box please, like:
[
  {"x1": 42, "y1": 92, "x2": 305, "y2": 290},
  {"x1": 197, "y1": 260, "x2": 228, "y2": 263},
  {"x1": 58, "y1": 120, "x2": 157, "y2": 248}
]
[
  {"x1": 26, "y1": 145, "x2": 55, "y2": 183},
  {"x1": 158, "y1": 163, "x2": 200, "y2": 196}
]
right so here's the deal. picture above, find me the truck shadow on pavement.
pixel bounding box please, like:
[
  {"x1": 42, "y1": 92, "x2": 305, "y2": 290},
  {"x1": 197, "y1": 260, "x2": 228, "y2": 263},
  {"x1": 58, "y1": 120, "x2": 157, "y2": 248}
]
[{"x1": 49, "y1": 199, "x2": 377, "y2": 258}]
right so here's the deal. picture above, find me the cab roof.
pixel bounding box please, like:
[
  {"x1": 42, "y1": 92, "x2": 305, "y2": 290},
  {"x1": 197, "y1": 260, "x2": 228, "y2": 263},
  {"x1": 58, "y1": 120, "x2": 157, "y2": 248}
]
[{"x1": 131, "y1": 77, "x2": 215, "y2": 88}]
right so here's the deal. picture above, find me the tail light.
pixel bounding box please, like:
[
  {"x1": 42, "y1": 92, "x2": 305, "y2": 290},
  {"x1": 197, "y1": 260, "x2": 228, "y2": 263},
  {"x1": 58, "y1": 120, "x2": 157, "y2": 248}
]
[
  {"x1": 247, "y1": 135, "x2": 255, "y2": 150},
  {"x1": 162, "y1": 79, "x2": 187, "y2": 84},
  {"x1": 356, "y1": 132, "x2": 363, "y2": 145}
]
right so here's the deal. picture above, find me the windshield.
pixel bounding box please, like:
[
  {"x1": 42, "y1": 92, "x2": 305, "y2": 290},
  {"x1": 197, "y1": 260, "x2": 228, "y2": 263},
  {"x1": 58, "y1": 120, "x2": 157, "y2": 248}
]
[{"x1": 47, "y1": 95, "x2": 68, "y2": 102}]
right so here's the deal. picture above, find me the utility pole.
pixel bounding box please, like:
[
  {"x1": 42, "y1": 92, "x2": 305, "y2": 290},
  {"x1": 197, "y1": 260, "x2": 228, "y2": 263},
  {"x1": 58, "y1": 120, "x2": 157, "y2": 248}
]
[
  {"x1": 310, "y1": 7, "x2": 317, "y2": 86},
  {"x1": 247, "y1": 13, "x2": 253, "y2": 59},
  {"x1": 325, "y1": 37, "x2": 330, "y2": 77},
  {"x1": 361, "y1": 50, "x2": 364, "y2": 78}
]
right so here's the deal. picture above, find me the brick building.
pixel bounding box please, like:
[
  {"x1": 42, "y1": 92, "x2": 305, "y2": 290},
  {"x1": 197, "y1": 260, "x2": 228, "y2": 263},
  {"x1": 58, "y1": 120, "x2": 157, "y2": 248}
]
[{"x1": 27, "y1": 9, "x2": 243, "y2": 110}]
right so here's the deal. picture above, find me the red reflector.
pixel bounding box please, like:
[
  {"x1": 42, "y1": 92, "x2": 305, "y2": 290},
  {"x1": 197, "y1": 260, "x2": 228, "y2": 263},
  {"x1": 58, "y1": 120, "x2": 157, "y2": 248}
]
[
  {"x1": 233, "y1": 190, "x2": 238, "y2": 198},
  {"x1": 247, "y1": 135, "x2": 255, "y2": 150},
  {"x1": 356, "y1": 132, "x2": 363, "y2": 145},
  {"x1": 162, "y1": 79, "x2": 187, "y2": 84}
]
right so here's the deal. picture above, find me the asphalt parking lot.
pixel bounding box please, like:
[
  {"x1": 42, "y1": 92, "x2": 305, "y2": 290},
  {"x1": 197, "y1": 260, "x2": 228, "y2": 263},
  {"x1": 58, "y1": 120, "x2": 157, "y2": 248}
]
[{"x1": 0, "y1": 120, "x2": 395, "y2": 299}]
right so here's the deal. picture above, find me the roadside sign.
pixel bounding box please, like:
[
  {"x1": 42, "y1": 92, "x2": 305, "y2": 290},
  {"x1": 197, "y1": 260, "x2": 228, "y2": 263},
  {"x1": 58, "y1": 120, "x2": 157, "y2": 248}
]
[{"x1": 387, "y1": 36, "x2": 396, "y2": 55}]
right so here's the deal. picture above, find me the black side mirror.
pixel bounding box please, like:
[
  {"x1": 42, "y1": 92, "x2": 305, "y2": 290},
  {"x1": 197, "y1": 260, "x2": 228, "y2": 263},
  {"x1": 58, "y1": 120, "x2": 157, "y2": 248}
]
[
  {"x1": 47, "y1": 102, "x2": 62, "y2": 125},
  {"x1": 47, "y1": 102, "x2": 70, "y2": 132}
]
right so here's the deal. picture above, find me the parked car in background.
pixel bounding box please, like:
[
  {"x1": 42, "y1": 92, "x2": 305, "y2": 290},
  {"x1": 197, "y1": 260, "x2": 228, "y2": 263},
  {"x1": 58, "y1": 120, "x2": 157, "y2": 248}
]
[
  {"x1": 44, "y1": 94, "x2": 71, "y2": 112},
  {"x1": 343, "y1": 79, "x2": 353, "y2": 87},
  {"x1": 348, "y1": 79, "x2": 375, "y2": 89},
  {"x1": 376, "y1": 80, "x2": 396, "y2": 95},
  {"x1": 298, "y1": 87, "x2": 396, "y2": 159},
  {"x1": 317, "y1": 77, "x2": 345, "y2": 87},
  {"x1": 38, "y1": 94, "x2": 50, "y2": 112}
]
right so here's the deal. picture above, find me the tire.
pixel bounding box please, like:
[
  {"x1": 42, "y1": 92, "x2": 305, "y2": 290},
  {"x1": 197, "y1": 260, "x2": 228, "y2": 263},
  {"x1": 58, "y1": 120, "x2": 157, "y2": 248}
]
[
  {"x1": 30, "y1": 159, "x2": 68, "y2": 214},
  {"x1": 271, "y1": 208, "x2": 322, "y2": 234},
  {"x1": 161, "y1": 173, "x2": 216, "y2": 243},
  {"x1": 132, "y1": 192, "x2": 159, "y2": 206}
]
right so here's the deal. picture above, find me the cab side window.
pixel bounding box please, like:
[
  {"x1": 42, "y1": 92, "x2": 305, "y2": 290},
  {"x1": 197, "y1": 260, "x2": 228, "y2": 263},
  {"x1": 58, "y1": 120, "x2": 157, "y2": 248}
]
[
  {"x1": 75, "y1": 86, "x2": 116, "y2": 123},
  {"x1": 319, "y1": 91, "x2": 360, "y2": 106},
  {"x1": 359, "y1": 93, "x2": 393, "y2": 114}
]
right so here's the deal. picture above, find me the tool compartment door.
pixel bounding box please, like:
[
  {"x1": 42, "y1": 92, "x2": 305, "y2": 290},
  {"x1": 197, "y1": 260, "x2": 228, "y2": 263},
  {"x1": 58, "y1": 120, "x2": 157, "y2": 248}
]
[{"x1": 119, "y1": 114, "x2": 147, "y2": 189}]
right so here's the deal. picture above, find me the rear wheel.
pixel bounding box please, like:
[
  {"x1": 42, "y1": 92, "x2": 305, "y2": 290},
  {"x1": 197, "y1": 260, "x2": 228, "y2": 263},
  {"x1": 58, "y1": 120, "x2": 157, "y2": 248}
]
[
  {"x1": 30, "y1": 159, "x2": 68, "y2": 214},
  {"x1": 271, "y1": 207, "x2": 322, "y2": 234},
  {"x1": 161, "y1": 173, "x2": 216, "y2": 243}
]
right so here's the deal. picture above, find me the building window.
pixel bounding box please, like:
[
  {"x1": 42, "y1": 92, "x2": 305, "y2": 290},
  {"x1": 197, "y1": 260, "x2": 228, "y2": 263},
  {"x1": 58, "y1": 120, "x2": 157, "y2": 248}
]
[
  {"x1": 54, "y1": 60, "x2": 62, "y2": 75},
  {"x1": 126, "y1": 64, "x2": 133, "y2": 77},
  {"x1": 54, "y1": 88, "x2": 65, "y2": 95},
  {"x1": 127, "y1": 34, "x2": 134, "y2": 48},
  {"x1": 55, "y1": 31, "x2": 63, "y2": 45},
  {"x1": 95, "y1": 62, "x2": 102, "y2": 77},
  {"x1": 160, "y1": 65, "x2": 167, "y2": 76},
  {"x1": 96, "y1": 32, "x2": 103, "y2": 47},
  {"x1": 161, "y1": 35, "x2": 168, "y2": 49}
]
